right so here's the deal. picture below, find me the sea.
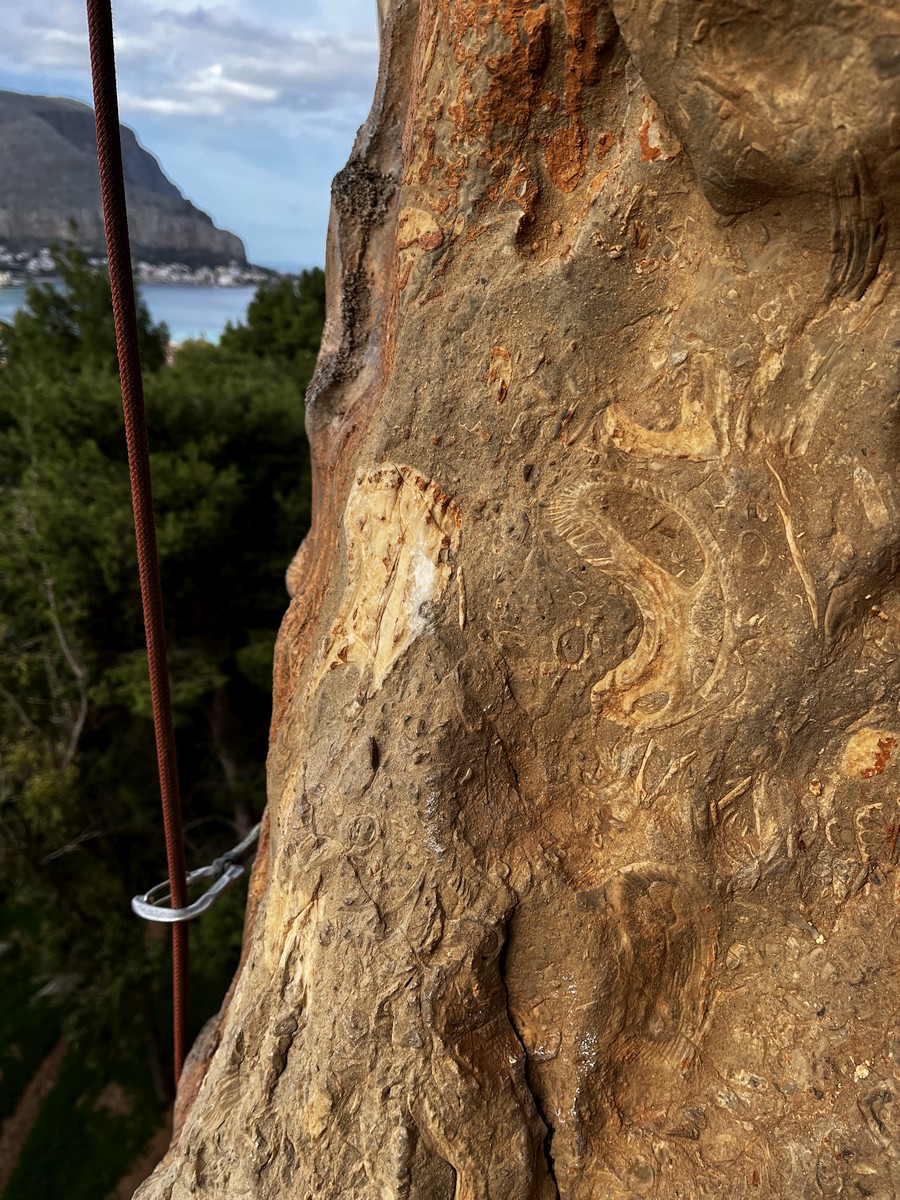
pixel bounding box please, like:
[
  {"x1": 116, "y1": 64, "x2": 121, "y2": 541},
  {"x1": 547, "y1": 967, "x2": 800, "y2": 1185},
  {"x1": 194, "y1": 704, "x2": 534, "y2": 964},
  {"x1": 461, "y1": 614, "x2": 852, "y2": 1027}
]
[{"x1": 0, "y1": 283, "x2": 258, "y2": 345}]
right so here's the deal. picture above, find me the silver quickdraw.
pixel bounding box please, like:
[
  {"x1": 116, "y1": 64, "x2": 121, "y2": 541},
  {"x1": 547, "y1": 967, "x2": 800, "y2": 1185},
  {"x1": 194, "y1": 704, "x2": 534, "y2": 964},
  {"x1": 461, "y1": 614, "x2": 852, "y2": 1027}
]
[{"x1": 131, "y1": 823, "x2": 261, "y2": 923}]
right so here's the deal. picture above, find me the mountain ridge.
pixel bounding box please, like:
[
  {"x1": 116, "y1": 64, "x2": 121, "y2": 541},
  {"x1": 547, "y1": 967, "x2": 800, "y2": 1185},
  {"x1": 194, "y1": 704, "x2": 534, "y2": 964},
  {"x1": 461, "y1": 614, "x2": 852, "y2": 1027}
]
[{"x1": 0, "y1": 90, "x2": 246, "y2": 267}]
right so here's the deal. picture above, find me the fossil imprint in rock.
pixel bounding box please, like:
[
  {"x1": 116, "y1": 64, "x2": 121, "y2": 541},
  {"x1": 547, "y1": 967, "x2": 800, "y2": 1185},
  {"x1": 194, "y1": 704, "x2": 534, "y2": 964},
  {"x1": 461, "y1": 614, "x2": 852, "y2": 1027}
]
[{"x1": 551, "y1": 477, "x2": 735, "y2": 731}]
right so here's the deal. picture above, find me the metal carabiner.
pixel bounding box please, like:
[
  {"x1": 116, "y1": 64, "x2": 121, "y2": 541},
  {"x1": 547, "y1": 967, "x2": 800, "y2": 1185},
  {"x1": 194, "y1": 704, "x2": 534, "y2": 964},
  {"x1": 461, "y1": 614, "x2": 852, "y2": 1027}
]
[{"x1": 131, "y1": 822, "x2": 261, "y2": 924}]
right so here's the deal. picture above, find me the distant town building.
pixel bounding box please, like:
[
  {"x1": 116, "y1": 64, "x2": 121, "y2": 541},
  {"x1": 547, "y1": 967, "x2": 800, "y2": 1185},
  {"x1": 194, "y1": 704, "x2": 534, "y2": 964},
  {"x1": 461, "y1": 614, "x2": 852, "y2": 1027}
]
[{"x1": 0, "y1": 244, "x2": 275, "y2": 290}]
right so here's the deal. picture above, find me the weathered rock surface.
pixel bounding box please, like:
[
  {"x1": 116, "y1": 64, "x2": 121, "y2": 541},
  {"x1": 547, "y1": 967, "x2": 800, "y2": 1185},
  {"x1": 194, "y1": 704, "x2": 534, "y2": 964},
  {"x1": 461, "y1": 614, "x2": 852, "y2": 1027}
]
[
  {"x1": 139, "y1": 1, "x2": 900, "y2": 1196},
  {"x1": 0, "y1": 90, "x2": 245, "y2": 265}
]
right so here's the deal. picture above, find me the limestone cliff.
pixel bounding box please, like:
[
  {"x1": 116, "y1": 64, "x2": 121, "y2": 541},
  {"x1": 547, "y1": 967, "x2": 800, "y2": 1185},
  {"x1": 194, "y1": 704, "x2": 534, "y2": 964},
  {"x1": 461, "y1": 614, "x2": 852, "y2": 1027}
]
[{"x1": 0, "y1": 90, "x2": 245, "y2": 266}]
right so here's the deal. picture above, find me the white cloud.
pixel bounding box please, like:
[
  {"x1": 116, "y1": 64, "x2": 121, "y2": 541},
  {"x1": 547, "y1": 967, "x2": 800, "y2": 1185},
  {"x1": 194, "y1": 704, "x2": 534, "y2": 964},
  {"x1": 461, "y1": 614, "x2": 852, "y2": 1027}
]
[
  {"x1": 119, "y1": 92, "x2": 222, "y2": 118},
  {"x1": 185, "y1": 65, "x2": 279, "y2": 105},
  {"x1": 0, "y1": 0, "x2": 381, "y2": 265},
  {"x1": 1, "y1": 0, "x2": 378, "y2": 119}
]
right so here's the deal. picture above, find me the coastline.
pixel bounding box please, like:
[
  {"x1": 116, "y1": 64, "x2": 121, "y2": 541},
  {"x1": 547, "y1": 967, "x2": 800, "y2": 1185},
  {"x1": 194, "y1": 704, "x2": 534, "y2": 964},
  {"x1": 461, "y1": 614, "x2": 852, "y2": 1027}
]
[
  {"x1": 0, "y1": 243, "x2": 278, "y2": 290},
  {"x1": 0, "y1": 265, "x2": 274, "y2": 290},
  {"x1": 0, "y1": 282, "x2": 261, "y2": 344}
]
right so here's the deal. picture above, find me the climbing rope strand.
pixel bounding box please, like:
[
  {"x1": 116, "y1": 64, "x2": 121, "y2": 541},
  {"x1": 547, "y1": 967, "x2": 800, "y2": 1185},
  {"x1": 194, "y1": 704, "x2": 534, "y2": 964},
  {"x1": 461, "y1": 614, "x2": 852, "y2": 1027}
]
[{"x1": 85, "y1": 0, "x2": 189, "y2": 1083}]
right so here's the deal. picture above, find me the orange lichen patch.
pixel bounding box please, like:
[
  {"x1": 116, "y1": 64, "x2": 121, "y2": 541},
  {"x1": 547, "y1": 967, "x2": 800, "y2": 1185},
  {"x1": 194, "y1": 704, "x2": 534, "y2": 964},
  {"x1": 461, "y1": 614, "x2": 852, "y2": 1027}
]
[
  {"x1": 414, "y1": 0, "x2": 557, "y2": 219},
  {"x1": 540, "y1": 3, "x2": 607, "y2": 192},
  {"x1": 522, "y1": 3, "x2": 550, "y2": 49},
  {"x1": 406, "y1": 2, "x2": 619, "y2": 239},
  {"x1": 543, "y1": 118, "x2": 588, "y2": 193},
  {"x1": 445, "y1": 76, "x2": 472, "y2": 141},
  {"x1": 563, "y1": 0, "x2": 606, "y2": 92},
  {"x1": 462, "y1": 222, "x2": 490, "y2": 244},
  {"x1": 595, "y1": 132, "x2": 616, "y2": 161},
  {"x1": 862, "y1": 737, "x2": 897, "y2": 778},
  {"x1": 438, "y1": 0, "x2": 553, "y2": 131},
  {"x1": 839, "y1": 729, "x2": 898, "y2": 779},
  {"x1": 479, "y1": 4, "x2": 552, "y2": 131}
]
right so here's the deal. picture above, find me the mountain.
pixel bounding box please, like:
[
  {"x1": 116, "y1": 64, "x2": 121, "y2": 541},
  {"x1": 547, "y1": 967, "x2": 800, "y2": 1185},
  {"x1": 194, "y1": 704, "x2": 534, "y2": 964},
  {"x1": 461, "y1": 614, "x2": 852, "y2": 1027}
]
[{"x1": 0, "y1": 90, "x2": 246, "y2": 267}]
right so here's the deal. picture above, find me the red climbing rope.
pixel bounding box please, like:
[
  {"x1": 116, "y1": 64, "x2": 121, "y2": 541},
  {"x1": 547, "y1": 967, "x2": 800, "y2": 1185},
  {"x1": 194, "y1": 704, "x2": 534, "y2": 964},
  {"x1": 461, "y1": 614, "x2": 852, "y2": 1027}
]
[{"x1": 85, "y1": 0, "x2": 190, "y2": 1084}]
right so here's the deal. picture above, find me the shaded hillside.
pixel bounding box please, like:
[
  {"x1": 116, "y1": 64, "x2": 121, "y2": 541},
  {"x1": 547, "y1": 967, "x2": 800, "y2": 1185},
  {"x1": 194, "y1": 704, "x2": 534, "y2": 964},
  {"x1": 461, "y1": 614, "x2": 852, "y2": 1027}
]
[{"x1": 0, "y1": 90, "x2": 245, "y2": 266}]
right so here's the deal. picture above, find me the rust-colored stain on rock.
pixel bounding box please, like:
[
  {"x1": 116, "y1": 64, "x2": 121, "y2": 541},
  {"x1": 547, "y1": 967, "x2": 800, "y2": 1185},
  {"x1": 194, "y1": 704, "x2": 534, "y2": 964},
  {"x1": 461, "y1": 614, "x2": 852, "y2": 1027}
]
[
  {"x1": 638, "y1": 116, "x2": 661, "y2": 161},
  {"x1": 841, "y1": 729, "x2": 899, "y2": 779}
]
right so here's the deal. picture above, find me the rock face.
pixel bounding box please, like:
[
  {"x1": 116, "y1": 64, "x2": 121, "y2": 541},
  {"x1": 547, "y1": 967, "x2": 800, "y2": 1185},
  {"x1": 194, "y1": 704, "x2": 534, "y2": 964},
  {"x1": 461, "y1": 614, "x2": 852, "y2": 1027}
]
[
  {"x1": 0, "y1": 90, "x2": 245, "y2": 266},
  {"x1": 139, "y1": 1, "x2": 900, "y2": 1197}
]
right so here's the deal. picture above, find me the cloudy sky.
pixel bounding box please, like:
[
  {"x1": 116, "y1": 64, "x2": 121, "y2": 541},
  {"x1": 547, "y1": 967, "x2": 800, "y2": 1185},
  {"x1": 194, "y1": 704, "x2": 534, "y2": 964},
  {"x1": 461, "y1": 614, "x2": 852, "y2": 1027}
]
[{"x1": 1, "y1": 0, "x2": 380, "y2": 268}]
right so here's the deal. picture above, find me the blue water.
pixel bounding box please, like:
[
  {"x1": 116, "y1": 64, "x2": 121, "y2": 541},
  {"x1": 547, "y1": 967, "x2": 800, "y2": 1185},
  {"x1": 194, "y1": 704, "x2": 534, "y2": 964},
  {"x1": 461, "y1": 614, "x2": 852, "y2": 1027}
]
[{"x1": 0, "y1": 284, "x2": 257, "y2": 344}]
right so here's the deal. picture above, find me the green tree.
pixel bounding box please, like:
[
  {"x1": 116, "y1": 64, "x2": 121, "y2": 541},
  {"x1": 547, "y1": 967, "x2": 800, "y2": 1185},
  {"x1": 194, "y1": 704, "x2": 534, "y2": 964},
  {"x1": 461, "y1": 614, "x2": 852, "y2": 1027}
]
[
  {"x1": 219, "y1": 267, "x2": 325, "y2": 372},
  {"x1": 0, "y1": 243, "x2": 168, "y2": 374},
  {"x1": 0, "y1": 249, "x2": 320, "y2": 1181}
]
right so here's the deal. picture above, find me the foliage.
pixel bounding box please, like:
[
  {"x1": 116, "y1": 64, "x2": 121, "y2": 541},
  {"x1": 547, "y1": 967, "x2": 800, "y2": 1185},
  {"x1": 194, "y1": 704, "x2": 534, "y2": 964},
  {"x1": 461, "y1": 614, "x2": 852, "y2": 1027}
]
[
  {"x1": 0, "y1": 244, "x2": 319, "y2": 1157},
  {"x1": 2, "y1": 1048, "x2": 161, "y2": 1200},
  {"x1": 0, "y1": 244, "x2": 168, "y2": 374},
  {"x1": 0, "y1": 905, "x2": 59, "y2": 1126},
  {"x1": 220, "y1": 268, "x2": 324, "y2": 372}
]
